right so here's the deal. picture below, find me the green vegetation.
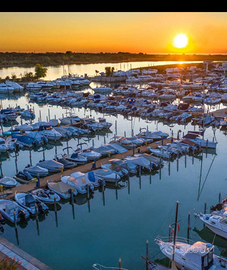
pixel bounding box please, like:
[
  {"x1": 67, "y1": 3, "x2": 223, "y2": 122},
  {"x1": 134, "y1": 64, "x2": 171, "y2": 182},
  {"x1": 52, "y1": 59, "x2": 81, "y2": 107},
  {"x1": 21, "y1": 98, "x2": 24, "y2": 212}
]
[
  {"x1": 0, "y1": 64, "x2": 48, "y2": 83},
  {"x1": 1, "y1": 52, "x2": 227, "y2": 68},
  {"x1": 0, "y1": 256, "x2": 22, "y2": 269},
  {"x1": 105, "y1": 66, "x2": 115, "y2": 77}
]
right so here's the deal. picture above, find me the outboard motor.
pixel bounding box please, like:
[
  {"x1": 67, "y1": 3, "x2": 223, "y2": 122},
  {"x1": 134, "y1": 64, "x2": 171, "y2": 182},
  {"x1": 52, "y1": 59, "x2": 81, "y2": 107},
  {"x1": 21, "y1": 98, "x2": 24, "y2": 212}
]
[
  {"x1": 37, "y1": 201, "x2": 45, "y2": 215},
  {"x1": 18, "y1": 210, "x2": 26, "y2": 222}
]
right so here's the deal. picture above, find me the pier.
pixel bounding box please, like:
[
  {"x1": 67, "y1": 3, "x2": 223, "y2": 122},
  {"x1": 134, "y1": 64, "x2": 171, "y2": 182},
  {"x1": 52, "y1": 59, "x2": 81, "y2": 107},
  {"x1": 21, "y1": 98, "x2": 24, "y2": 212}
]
[{"x1": 1, "y1": 138, "x2": 172, "y2": 199}]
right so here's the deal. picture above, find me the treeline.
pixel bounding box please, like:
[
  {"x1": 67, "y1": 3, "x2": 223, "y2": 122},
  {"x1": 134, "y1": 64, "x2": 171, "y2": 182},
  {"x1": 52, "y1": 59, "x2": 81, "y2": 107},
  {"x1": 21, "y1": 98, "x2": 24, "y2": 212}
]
[{"x1": 1, "y1": 52, "x2": 227, "y2": 68}]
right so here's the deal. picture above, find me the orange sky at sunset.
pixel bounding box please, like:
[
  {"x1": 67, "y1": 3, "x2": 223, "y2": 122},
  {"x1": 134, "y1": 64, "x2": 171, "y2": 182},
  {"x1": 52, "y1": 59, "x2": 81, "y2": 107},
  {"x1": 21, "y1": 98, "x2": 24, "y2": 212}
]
[{"x1": 1, "y1": 12, "x2": 227, "y2": 54}]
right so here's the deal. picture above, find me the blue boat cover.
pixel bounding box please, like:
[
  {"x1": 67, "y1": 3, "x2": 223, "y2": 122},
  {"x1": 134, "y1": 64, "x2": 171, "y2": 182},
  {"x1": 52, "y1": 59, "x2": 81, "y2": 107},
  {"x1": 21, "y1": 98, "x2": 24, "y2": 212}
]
[{"x1": 87, "y1": 171, "x2": 95, "y2": 182}]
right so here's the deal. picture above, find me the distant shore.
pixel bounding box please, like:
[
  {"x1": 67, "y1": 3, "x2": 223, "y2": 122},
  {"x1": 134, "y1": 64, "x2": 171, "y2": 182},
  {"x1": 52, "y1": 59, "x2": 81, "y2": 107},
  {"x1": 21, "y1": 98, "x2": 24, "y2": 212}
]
[{"x1": 0, "y1": 52, "x2": 227, "y2": 68}]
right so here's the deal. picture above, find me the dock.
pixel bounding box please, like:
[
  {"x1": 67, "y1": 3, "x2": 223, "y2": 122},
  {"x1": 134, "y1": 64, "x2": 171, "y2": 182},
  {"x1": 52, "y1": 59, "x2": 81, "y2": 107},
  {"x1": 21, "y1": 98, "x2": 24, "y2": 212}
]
[
  {"x1": 0, "y1": 236, "x2": 52, "y2": 270},
  {"x1": 1, "y1": 138, "x2": 172, "y2": 199}
]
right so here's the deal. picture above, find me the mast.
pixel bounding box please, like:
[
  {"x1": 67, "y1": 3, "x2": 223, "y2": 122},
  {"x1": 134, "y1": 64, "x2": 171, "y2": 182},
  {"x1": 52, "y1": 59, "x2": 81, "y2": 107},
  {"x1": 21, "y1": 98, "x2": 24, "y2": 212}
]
[{"x1": 172, "y1": 201, "x2": 179, "y2": 263}]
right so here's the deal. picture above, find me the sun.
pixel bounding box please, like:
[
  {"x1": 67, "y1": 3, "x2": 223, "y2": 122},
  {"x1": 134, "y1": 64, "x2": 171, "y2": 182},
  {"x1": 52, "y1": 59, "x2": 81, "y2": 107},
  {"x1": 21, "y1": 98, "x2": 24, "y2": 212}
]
[{"x1": 173, "y1": 34, "x2": 188, "y2": 49}]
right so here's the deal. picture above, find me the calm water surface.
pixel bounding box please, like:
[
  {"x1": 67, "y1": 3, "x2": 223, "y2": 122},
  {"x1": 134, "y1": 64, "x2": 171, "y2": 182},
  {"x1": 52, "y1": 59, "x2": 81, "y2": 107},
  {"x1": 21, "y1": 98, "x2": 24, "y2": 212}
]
[
  {"x1": 0, "y1": 60, "x2": 202, "y2": 80},
  {"x1": 0, "y1": 62, "x2": 226, "y2": 269},
  {"x1": 0, "y1": 94, "x2": 226, "y2": 270}
]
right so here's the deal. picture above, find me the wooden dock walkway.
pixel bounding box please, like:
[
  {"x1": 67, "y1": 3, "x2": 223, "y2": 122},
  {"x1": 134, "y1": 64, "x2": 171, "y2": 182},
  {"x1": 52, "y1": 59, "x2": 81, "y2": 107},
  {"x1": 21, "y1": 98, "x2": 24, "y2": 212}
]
[{"x1": 1, "y1": 138, "x2": 172, "y2": 199}]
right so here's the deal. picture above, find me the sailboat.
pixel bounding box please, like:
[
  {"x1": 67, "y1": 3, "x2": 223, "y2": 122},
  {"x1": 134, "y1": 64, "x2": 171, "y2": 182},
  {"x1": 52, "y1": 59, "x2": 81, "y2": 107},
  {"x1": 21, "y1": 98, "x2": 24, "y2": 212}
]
[{"x1": 155, "y1": 201, "x2": 227, "y2": 269}]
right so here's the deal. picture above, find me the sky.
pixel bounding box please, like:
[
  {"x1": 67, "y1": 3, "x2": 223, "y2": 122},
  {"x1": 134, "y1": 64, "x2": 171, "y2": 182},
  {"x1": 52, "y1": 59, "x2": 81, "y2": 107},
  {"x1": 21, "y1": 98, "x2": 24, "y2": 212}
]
[{"x1": 1, "y1": 12, "x2": 227, "y2": 54}]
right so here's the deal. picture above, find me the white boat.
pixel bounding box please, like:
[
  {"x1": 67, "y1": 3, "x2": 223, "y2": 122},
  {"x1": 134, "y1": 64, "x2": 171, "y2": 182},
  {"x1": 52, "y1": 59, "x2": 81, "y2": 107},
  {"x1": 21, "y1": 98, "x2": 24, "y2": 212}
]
[
  {"x1": 92, "y1": 169, "x2": 121, "y2": 183},
  {"x1": 15, "y1": 193, "x2": 49, "y2": 215},
  {"x1": 0, "y1": 138, "x2": 9, "y2": 153},
  {"x1": 195, "y1": 213, "x2": 227, "y2": 239},
  {"x1": 79, "y1": 149, "x2": 102, "y2": 161},
  {"x1": 0, "y1": 176, "x2": 17, "y2": 188},
  {"x1": 0, "y1": 83, "x2": 14, "y2": 94},
  {"x1": 0, "y1": 199, "x2": 30, "y2": 223},
  {"x1": 37, "y1": 159, "x2": 64, "y2": 173},
  {"x1": 183, "y1": 132, "x2": 217, "y2": 149},
  {"x1": 31, "y1": 188, "x2": 61, "y2": 204},
  {"x1": 38, "y1": 124, "x2": 62, "y2": 141},
  {"x1": 47, "y1": 181, "x2": 78, "y2": 199},
  {"x1": 5, "y1": 137, "x2": 17, "y2": 151},
  {"x1": 155, "y1": 238, "x2": 227, "y2": 270},
  {"x1": 92, "y1": 87, "x2": 112, "y2": 94},
  {"x1": 20, "y1": 109, "x2": 35, "y2": 119},
  {"x1": 98, "y1": 118, "x2": 112, "y2": 129},
  {"x1": 63, "y1": 147, "x2": 88, "y2": 164},
  {"x1": 26, "y1": 82, "x2": 42, "y2": 92},
  {"x1": 5, "y1": 80, "x2": 24, "y2": 93},
  {"x1": 25, "y1": 165, "x2": 49, "y2": 177},
  {"x1": 155, "y1": 201, "x2": 227, "y2": 270},
  {"x1": 61, "y1": 171, "x2": 95, "y2": 194}
]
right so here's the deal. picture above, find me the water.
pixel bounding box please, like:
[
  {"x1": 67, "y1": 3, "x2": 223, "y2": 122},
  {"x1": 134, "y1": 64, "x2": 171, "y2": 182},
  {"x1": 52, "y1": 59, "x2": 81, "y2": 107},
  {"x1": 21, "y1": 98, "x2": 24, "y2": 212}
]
[
  {"x1": 0, "y1": 60, "x2": 203, "y2": 80},
  {"x1": 0, "y1": 63, "x2": 226, "y2": 269}
]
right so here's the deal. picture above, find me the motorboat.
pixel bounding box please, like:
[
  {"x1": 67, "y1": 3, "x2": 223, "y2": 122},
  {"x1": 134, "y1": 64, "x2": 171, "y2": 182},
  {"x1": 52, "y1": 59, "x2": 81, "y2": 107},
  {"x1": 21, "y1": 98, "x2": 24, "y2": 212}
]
[
  {"x1": 110, "y1": 136, "x2": 134, "y2": 150},
  {"x1": 47, "y1": 181, "x2": 78, "y2": 199},
  {"x1": 59, "y1": 115, "x2": 81, "y2": 125},
  {"x1": 61, "y1": 171, "x2": 95, "y2": 194},
  {"x1": 1, "y1": 109, "x2": 17, "y2": 121},
  {"x1": 92, "y1": 169, "x2": 121, "y2": 183},
  {"x1": 97, "y1": 118, "x2": 112, "y2": 129},
  {"x1": 5, "y1": 80, "x2": 24, "y2": 93},
  {"x1": 53, "y1": 155, "x2": 77, "y2": 169},
  {"x1": 0, "y1": 199, "x2": 30, "y2": 223},
  {"x1": 155, "y1": 238, "x2": 227, "y2": 270},
  {"x1": 37, "y1": 159, "x2": 64, "y2": 173},
  {"x1": 183, "y1": 131, "x2": 217, "y2": 149},
  {"x1": 79, "y1": 148, "x2": 102, "y2": 161},
  {"x1": 14, "y1": 169, "x2": 34, "y2": 184},
  {"x1": 12, "y1": 133, "x2": 42, "y2": 148},
  {"x1": 13, "y1": 123, "x2": 33, "y2": 132},
  {"x1": 25, "y1": 165, "x2": 49, "y2": 177},
  {"x1": 31, "y1": 188, "x2": 61, "y2": 204},
  {"x1": 26, "y1": 82, "x2": 42, "y2": 91},
  {"x1": 92, "y1": 87, "x2": 112, "y2": 94},
  {"x1": 81, "y1": 118, "x2": 103, "y2": 132},
  {"x1": 0, "y1": 137, "x2": 9, "y2": 153},
  {"x1": 155, "y1": 201, "x2": 227, "y2": 270},
  {"x1": 20, "y1": 109, "x2": 35, "y2": 119},
  {"x1": 15, "y1": 193, "x2": 49, "y2": 215},
  {"x1": 93, "y1": 145, "x2": 117, "y2": 157},
  {"x1": 0, "y1": 176, "x2": 17, "y2": 188},
  {"x1": 62, "y1": 147, "x2": 88, "y2": 164},
  {"x1": 147, "y1": 147, "x2": 173, "y2": 160},
  {"x1": 124, "y1": 156, "x2": 156, "y2": 171},
  {"x1": 38, "y1": 124, "x2": 62, "y2": 141},
  {"x1": 0, "y1": 83, "x2": 14, "y2": 94},
  {"x1": 5, "y1": 137, "x2": 18, "y2": 151},
  {"x1": 101, "y1": 159, "x2": 129, "y2": 177},
  {"x1": 195, "y1": 213, "x2": 227, "y2": 239}
]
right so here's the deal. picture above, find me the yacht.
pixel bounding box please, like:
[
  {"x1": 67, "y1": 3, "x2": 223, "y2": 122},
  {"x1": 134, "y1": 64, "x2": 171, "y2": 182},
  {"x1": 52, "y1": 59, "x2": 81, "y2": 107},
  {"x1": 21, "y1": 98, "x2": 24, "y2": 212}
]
[{"x1": 0, "y1": 83, "x2": 14, "y2": 94}]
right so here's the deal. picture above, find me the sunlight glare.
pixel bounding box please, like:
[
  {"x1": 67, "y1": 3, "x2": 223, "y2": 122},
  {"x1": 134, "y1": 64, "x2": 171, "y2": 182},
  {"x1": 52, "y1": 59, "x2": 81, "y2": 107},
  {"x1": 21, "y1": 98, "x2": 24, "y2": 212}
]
[{"x1": 173, "y1": 34, "x2": 188, "y2": 49}]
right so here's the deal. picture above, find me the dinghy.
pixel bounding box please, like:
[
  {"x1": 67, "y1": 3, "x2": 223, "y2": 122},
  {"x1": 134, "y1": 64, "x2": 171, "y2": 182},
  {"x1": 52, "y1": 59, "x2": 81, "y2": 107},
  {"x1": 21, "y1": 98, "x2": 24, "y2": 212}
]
[
  {"x1": 92, "y1": 169, "x2": 121, "y2": 183},
  {"x1": 0, "y1": 176, "x2": 17, "y2": 188},
  {"x1": 15, "y1": 193, "x2": 48, "y2": 215},
  {"x1": 14, "y1": 169, "x2": 35, "y2": 184},
  {"x1": 47, "y1": 181, "x2": 78, "y2": 199},
  {"x1": 0, "y1": 199, "x2": 30, "y2": 223},
  {"x1": 31, "y1": 188, "x2": 61, "y2": 204},
  {"x1": 62, "y1": 147, "x2": 87, "y2": 164},
  {"x1": 54, "y1": 155, "x2": 77, "y2": 169}
]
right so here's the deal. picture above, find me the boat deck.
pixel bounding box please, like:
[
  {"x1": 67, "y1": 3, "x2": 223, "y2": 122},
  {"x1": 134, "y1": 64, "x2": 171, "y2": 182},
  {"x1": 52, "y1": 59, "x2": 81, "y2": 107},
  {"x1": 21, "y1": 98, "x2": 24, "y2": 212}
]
[{"x1": 1, "y1": 138, "x2": 172, "y2": 199}]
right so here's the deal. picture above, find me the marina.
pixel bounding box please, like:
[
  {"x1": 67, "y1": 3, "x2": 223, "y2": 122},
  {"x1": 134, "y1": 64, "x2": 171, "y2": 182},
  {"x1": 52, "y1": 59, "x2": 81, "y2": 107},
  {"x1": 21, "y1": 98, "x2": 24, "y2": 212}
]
[{"x1": 0, "y1": 61, "x2": 226, "y2": 270}]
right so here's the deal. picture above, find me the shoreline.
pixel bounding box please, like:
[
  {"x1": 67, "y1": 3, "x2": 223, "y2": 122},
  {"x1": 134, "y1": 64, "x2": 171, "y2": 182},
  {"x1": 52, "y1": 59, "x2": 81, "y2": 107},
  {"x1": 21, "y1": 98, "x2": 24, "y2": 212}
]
[{"x1": 0, "y1": 53, "x2": 227, "y2": 69}]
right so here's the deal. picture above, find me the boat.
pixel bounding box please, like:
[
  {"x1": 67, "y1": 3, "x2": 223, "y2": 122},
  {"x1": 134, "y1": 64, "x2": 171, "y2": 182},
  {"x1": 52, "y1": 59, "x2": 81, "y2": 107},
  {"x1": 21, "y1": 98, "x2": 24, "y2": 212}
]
[
  {"x1": 0, "y1": 199, "x2": 30, "y2": 223},
  {"x1": 92, "y1": 169, "x2": 121, "y2": 183},
  {"x1": 24, "y1": 165, "x2": 49, "y2": 177},
  {"x1": 36, "y1": 159, "x2": 64, "y2": 173},
  {"x1": 53, "y1": 155, "x2": 77, "y2": 169},
  {"x1": 97, "y1": 117, "x2": 112, "y2": 129},
  {"x1": 1, "y1": 109, "x2": 17, "y2": 121},
  {"x1": 155, "y1": 201, "x2": 227, "y2": 270},
  {"x1": 101, "y1": 159, "x2": 129, "y2": 177},
  {"x1": 11, "y1": 133, "x2": 42, "y2": 148},
  {"x1": 20, "y1": 109, "x2": 35, "y2": 119},
  {"x1": 195, "y1": 213, "x2": 227, "y2": 239},
  {"x1": 62, "y1": 147, "x2": 88, "y2": 164},
  {"x1": 47, "y1": 181, "x2": 78, "y2": 199},
  {"x1": 5, "y1": 80, "x2": 24, "y2": 93},
  {"x1": 183, "y1": 131, "x2": 217, "y2": 149},
  {"x1": 61, "y1": 171, "x2": 95, "y2": 194},
  {"x1": 31, "y1": 188, "x2": 61, "y2": 204},
  {"x1": 38, "y1": 124, "x2": 62, "y2": 141},
  {"x1": 0, "y1": 137, "x2": 9, "y2": 153},
  {"x1": 0, "y1": 83, "x2": 14, "y2": 94},
  {"x1": 26, "y1": 82, "x2": 42, "y2": 92},
  {"x1": 15, "y1": 193, "x2": 49, "y2": 215},
  {"x1": 0, "y1": 176, "x2": 17, "y2": 188},
  {"x1": 14, "y1": 169, "x2": 35, "y2": 184},
  {"x1": 92, "y1": 87, "x2": 112, "y2": 94},
  {"x1": 110, "y1": 136, "x2": 134, "y2": 150},
  {"x1": 79, "y1": 148, "x2": 102, "y2": 161}
]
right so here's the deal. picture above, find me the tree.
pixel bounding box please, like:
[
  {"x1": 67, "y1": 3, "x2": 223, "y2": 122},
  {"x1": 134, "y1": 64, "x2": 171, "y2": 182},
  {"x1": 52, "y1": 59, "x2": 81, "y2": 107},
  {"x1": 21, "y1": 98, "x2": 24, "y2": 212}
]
[
  {"x1": 34, "y1": 64, "x2": 47, "y2": 80},
  {"x1": 105, "y1": 66, "x2": 114, "y2": 77}
]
